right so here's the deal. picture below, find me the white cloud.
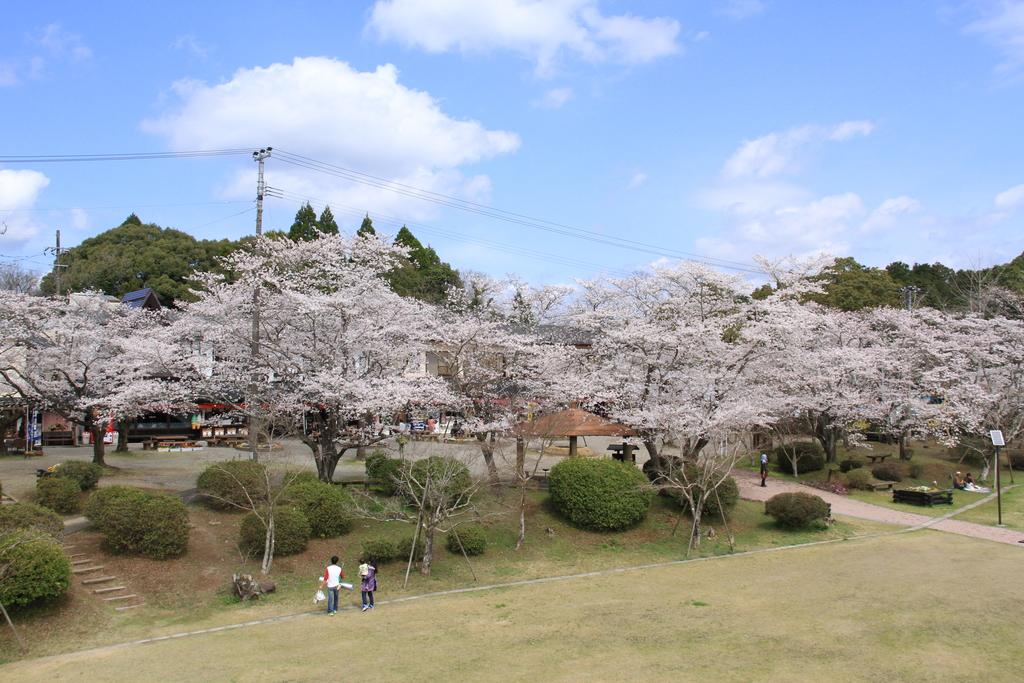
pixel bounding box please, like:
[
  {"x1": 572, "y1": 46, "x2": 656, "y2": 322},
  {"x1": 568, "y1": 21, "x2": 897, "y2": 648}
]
[
  {"x1": 965, "y1": 1, "x2": 1024, "y2": 77},
  {"x1": 721, "y1": 120, "x2": 874, "y2": 179},
  {"x1": 35, "y1": 23, "x2": 92, "y2": 62},
  {"x1": 0, "y1": 61, "x2": 18, "y2": 87},
  {"x1": 994, "y1": 182, "x2": 1024, "y2": 209},
  {"x1": 69, "y1": 207, "x2": 90, "y2": 230},
  {"x1": 0, "y1": 169, "x2": 50, "y2": 242},
  {"x1": 534, "y1": 86, "x2": 573, "y2": 108},
  {"x1": 171, "y1": 34, "x2": 209, "y2": 59},
  {"x1": 143, "y1": 58, "x2": 520, "y2": 219},
  {"x1": 860, "y1": 195, "x2": 922, "y2": 234},
  {"x1": 719, "y1": 0, "x2": 766, "y2": 20},
  {"x1": 367, "y1": 0, "x2": 680, "y2": 75},
  {"x1": 628, "y1": 171, "x2": 648, "y2": 189}
]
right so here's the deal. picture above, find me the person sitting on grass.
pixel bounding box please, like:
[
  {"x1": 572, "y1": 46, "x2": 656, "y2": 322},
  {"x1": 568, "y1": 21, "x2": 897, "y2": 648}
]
[
  {"x1": 963, "y1": 472, "x2": 990, "y2": 493},
  {"x1": 953, "y1": 472, "x2": 965, "y2": 490}
]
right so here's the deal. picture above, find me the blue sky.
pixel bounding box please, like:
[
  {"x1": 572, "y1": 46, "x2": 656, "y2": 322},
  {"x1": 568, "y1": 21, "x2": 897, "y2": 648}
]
[{"x1": 2, "y1": 0, "x2": 1023, "y2": 284}]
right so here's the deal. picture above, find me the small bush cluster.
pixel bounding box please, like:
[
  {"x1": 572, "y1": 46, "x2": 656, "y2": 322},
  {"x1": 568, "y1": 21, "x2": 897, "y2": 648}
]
[
  {"x1": 764, "y1": 492, "x2": 831, "y2": 529},
  {"x1": 365, "y1": 451, "x2": 404, "y2": 496},
  {"x1": 838, "y1": 458, "x2": 864, "y2": 473},
  {"x1": 239, "y1": 507, "x2": 310, "y2": 557},
  {"x1": 548, "y1": 458, "x2": 652, "y2": 531},
  {"x1": 0, "y1": 502, "x2": 64, "y2": 537},
  {"x1": 1007, "y1": 452, "x2": 1024, "y2": 470},
  {"x1": 404, "y1": 456, "x2": 472, "y2": 503},
  {"x1": 446, "y1": 525, "x2": 487, "y2": 556},
  {"x1": 84, "y1": 486, "x2": 190, "y2": 559},
  {"x1": 35, "y1": 476, "x2": 81, "y2": 514},
  {"x1": 55, "y1": 461, "x2": 103, "y2": 491},
  {"x1": 196, "y1": 460, "x2": 267, "y2": 510},
  {"x1": 871, "y1": 463, "x2": 903, "y2": 482},
  {"x1": 0, "y1": 530, "x2": 71, "y2": 608},
  {"x1": 282, "y1": 481, "x2": 354, "y2": 538},
  {"x1": 908, "y1": 462, "x2": 924, "y2": 479},
  {"x1": 845, "y1": 468, "x2": 873, "y2": 490},
  {"x1": 773, "y1": 443, "x2": 825, "y2": 475},
  {"x1": 397, "y1": 534, "x2": 426, "y2": 561},
  {"x1": 361, "y1": 537, "x2": 399, "y2": 563}
]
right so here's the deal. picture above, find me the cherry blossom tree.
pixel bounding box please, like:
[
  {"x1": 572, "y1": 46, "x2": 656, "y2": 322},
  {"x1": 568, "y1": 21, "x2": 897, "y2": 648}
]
[
  {"x1": 0, "y1": 292, "x2": 173, "y2": 465},
  {"x1": 171, "y1": 233, "x2": 455, "y2": 481}
]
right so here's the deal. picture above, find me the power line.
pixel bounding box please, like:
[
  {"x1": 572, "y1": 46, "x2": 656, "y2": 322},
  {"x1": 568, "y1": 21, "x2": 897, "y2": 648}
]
[
  {"x1": 0, "y1": 149, "x2": 252, "y2": 163},
  {"x1": 272, "y1": 149, "x2": 763, "y2": 274},
  {"x1": 266, "y1": 186, "x2": 636, "y2": 278}
]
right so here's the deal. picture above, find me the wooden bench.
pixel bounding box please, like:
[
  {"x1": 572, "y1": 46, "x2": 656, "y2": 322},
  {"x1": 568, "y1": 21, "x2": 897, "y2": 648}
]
[
  {"x1": 865, "y1": 454, "x2": 891, "y2": 464},
  {"x1": 336, "y1": 473, "x2": 369, "y2": 489},
  {"x1": 143, "y1": 435, "x2": 192, "y2": 451},
  {"x1": 867, "y1": 481, "x2": 894, "y2": 492}
]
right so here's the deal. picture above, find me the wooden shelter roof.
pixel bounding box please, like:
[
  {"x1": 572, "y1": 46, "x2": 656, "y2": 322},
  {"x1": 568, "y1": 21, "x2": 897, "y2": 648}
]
[{"x1": 517, "y1": 407, "x2": 635, "y2": 438}]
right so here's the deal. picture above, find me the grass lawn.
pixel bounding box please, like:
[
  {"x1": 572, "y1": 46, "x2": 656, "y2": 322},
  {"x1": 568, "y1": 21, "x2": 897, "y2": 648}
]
[
  {"x1": 3, "y1": 531, "x2": 1022, "y2": 682},
  {"x1": 954, "y1": 485, "x2": 1024, "y2": 531},
  {"x1": 0, "y1": 490, "x2": 892, "y2": 663}
]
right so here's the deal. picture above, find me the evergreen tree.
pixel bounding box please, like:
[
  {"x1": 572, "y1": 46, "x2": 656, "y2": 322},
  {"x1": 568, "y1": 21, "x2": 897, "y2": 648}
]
[
  {"x1": 357, "y1": 214, "x2": 376, "y2": 237},
  {"x1": 123, "y1": 213, "x2": 142, "y2": 226},
  {"x1": 388, "y1": 226, "x2": 462, "y2": 304},
  {"x1": 288, "y1": 203, "x2": 319, "y2": 242},
  {"x1": 318, "y1": 206, "x2": 339, "y2": 235}
]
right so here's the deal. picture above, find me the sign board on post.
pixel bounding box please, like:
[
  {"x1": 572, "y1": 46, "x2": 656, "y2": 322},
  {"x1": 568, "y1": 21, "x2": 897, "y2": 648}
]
[{"x1": 989, "y1": 430, "x2": 1005, "y2": 447}]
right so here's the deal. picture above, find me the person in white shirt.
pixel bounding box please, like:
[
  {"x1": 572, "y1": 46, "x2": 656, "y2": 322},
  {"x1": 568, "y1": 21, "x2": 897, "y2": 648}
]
[{"x1": 320, "y1": 556, "x2": 345, "y2": 615}]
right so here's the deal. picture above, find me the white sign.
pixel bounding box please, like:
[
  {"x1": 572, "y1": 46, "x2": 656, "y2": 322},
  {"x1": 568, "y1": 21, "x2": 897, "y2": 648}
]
[{"x1": 989, "y1": 430, "x2": 1005, "y2": 447}]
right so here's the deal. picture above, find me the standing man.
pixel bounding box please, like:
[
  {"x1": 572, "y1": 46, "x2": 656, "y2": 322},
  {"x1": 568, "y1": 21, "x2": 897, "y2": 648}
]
[
  {"x1": 759, "y1": 452, "x2": 769, "y2": 487},
  {"x1": 321, "y1": 556, "x2": 345, "y2": 615}
]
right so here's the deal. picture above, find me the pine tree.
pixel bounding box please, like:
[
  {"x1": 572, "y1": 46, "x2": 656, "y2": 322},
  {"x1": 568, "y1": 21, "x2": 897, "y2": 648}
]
[
  {"x1": 288, "y1": 203, "x2": 319, "y2": 242},
  {"x1": 318, "y1": 206, "x2": 339, "y2": 235},
  {"x1": 357, "y1": 214, "x2": 376, "y2": 237},
  {"x1": 123, "y1": 213, "x2": 142, "y2": 226}
]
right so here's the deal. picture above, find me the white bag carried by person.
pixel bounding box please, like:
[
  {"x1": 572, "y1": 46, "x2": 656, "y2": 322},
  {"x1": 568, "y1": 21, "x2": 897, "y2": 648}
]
[{"x1": 314, "y1": 589, "x2": 326, "y2": 604}]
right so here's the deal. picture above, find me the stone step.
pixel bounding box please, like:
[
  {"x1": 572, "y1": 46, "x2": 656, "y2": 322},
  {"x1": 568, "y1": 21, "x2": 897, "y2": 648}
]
[
  {"x1": 72, "y1": 566, "x2": 104, "y2": 574},
  {"x1": 81, "y1": 575, "x2": 117, "y2": 585},
  {"x1": 72, "y1": 559, "x2": 93, "y2": 566},
  {"x1": 94, "y1": 586, "x2": 127, "y2": 594},
  {"x1": 103, "y1": 594, "x2": 137, "y2": 602},
  {"x1": 69, "y1": 553, "x2": 87, "y2": 558},
  {"x1": 114, "y1": 604, "x2": 144, "y2": 612}
]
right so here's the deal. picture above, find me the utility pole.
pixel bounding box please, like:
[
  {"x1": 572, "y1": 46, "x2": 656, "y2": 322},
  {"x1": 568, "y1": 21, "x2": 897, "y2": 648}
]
[
  {"x1": 249, "y1": 148, "x2": 272, "y2": 462},
  {"x1": 901, "y1": 285, "x2": 920, "y2": 311},
  {"x1": 44, "y1": 229, "x2": 68, "y2": 298}
]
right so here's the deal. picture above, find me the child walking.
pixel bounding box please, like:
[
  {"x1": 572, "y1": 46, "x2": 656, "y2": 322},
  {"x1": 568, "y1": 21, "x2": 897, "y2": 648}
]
[{"x1": 359, "y1": 557, "x2": 377, "y2": 612}]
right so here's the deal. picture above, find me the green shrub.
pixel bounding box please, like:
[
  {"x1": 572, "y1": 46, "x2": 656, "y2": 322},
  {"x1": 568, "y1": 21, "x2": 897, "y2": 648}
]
[
  {"x1": 1007, "y1": 452, "x2": 1024, "y2": 470},
  {"x1": 0, "y1": 530, "x2": 71, "y2": 608},
  {"x1": 872, "y1": 463, "x2": 903, "y2": 482},
  {"x1": 845, "y1": 468, "x2": 873, "y2": 490},
  {"x1": 548, "y1": 458, "x2": 652, "y2": 531},
  {"x1": 773, "y1": 443, "x2": 825, "y2": 475},
  {"x1": 764, "y1": 492, "x2": 831, "y2": 529},
  {"x1": 908, "y1": 462, "x2": 924, "y2": 478},
  {"x1": 239, "y1": 507, "x2": 309, "y2": 557},
  {"x1": 282, "y1": 481, "x2": 354, "y2": 538},
  {"x1": 404, "y1": 456, "x2": 471, "y2": 504},
  {"x1": 446, "y1": 525, "x2": 487, "y2": 556},
  {"x1": 196, "y1": 460, "x2": 268, "y2": 510},
  {"x1": 55, "y1": 461, "x2": 103, "y2": 491},
  {"x1": 838, "y1": 458, "x2": 864, "y2": 473},
  {"x1": 285, "y1": 471, "x2": 321, "y2": 486},
  {"x1": 361, "y1": 537, "x2": 399, "y2": 563},
  {"x1": 85, "y1": 486, "x2": 190, "y2": 559},
  {"x1": 35, "y1": 476, "x2": 81, "y2": 514},
  {"x1": 396, "y1": 534, "x2": 426, "y2": 561},
  {"x1": 365, "y1": 451, "x2": 404, "y2": 496},
  {"x1": 0, "y1": 502, "x2": 64, "y2": 537}
]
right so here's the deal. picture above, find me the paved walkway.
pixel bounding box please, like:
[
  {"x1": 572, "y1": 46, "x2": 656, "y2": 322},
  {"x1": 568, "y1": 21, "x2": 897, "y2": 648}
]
[{"x1": 734, "y1": 470, "x2": 1024, "y2": 546}]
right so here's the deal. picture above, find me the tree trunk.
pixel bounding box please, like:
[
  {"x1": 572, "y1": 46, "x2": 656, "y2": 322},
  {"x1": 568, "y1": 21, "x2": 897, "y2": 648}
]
[
  {"x1": 516, "y1": 484, "x2": 527, "y2": 550},
  {"x1": 90, "y1": 425, "x2": 106, "y2": 466},
  {"x1": 356, "y1": 444, "x2": 367, "y2": 461},
  {"x1": 515, "y1": 437, "x2": 526, "y2": 479},
  {"x1": 686, "y1": 506, "x2": 704, "y2": 557},
  {"x1": 312, "y1": 437, "x2": 343, "y2": 483},
  {"x1": 476, "y1": 433, "x2": 499, "y2": 484},
  {"x1": 644, "y1": 439, "x2": 663, "y2": 476},
  {"x1": 115, "y1": 420, "x2": 130, "y2": 453},
  {"x1": 261, "y1": 513, "x2": 275, "y2": 575},
  {"x1": 419, "y1": 525, "x2": 435, "y2": 576},
  {"x1": 898, "y1": 432, "x2": 910, "y2": 461},
  {"x1": 814, "y1": 419, "x2": 839, "y2": 464}
]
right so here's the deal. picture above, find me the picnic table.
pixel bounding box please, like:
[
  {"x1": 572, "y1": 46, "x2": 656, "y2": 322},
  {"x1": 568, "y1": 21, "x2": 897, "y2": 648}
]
[
  {"x1": 606, "y1": 443, "x2": 637, "y2": 463},
  {"x1": 143, "y1": 435, "x2": 200, "y2": 451},
  {"x1": 865, "y1": 453, "x2": 891, "y2": 464},
  {"x1": 893, "y1": 488, "x2": 954, "y2": 506}
]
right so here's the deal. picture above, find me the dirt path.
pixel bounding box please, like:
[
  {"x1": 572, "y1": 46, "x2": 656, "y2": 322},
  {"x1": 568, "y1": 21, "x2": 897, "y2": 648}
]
[{"x1": 734, "y1": 469, "x2": 1024, "y2": 546}]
